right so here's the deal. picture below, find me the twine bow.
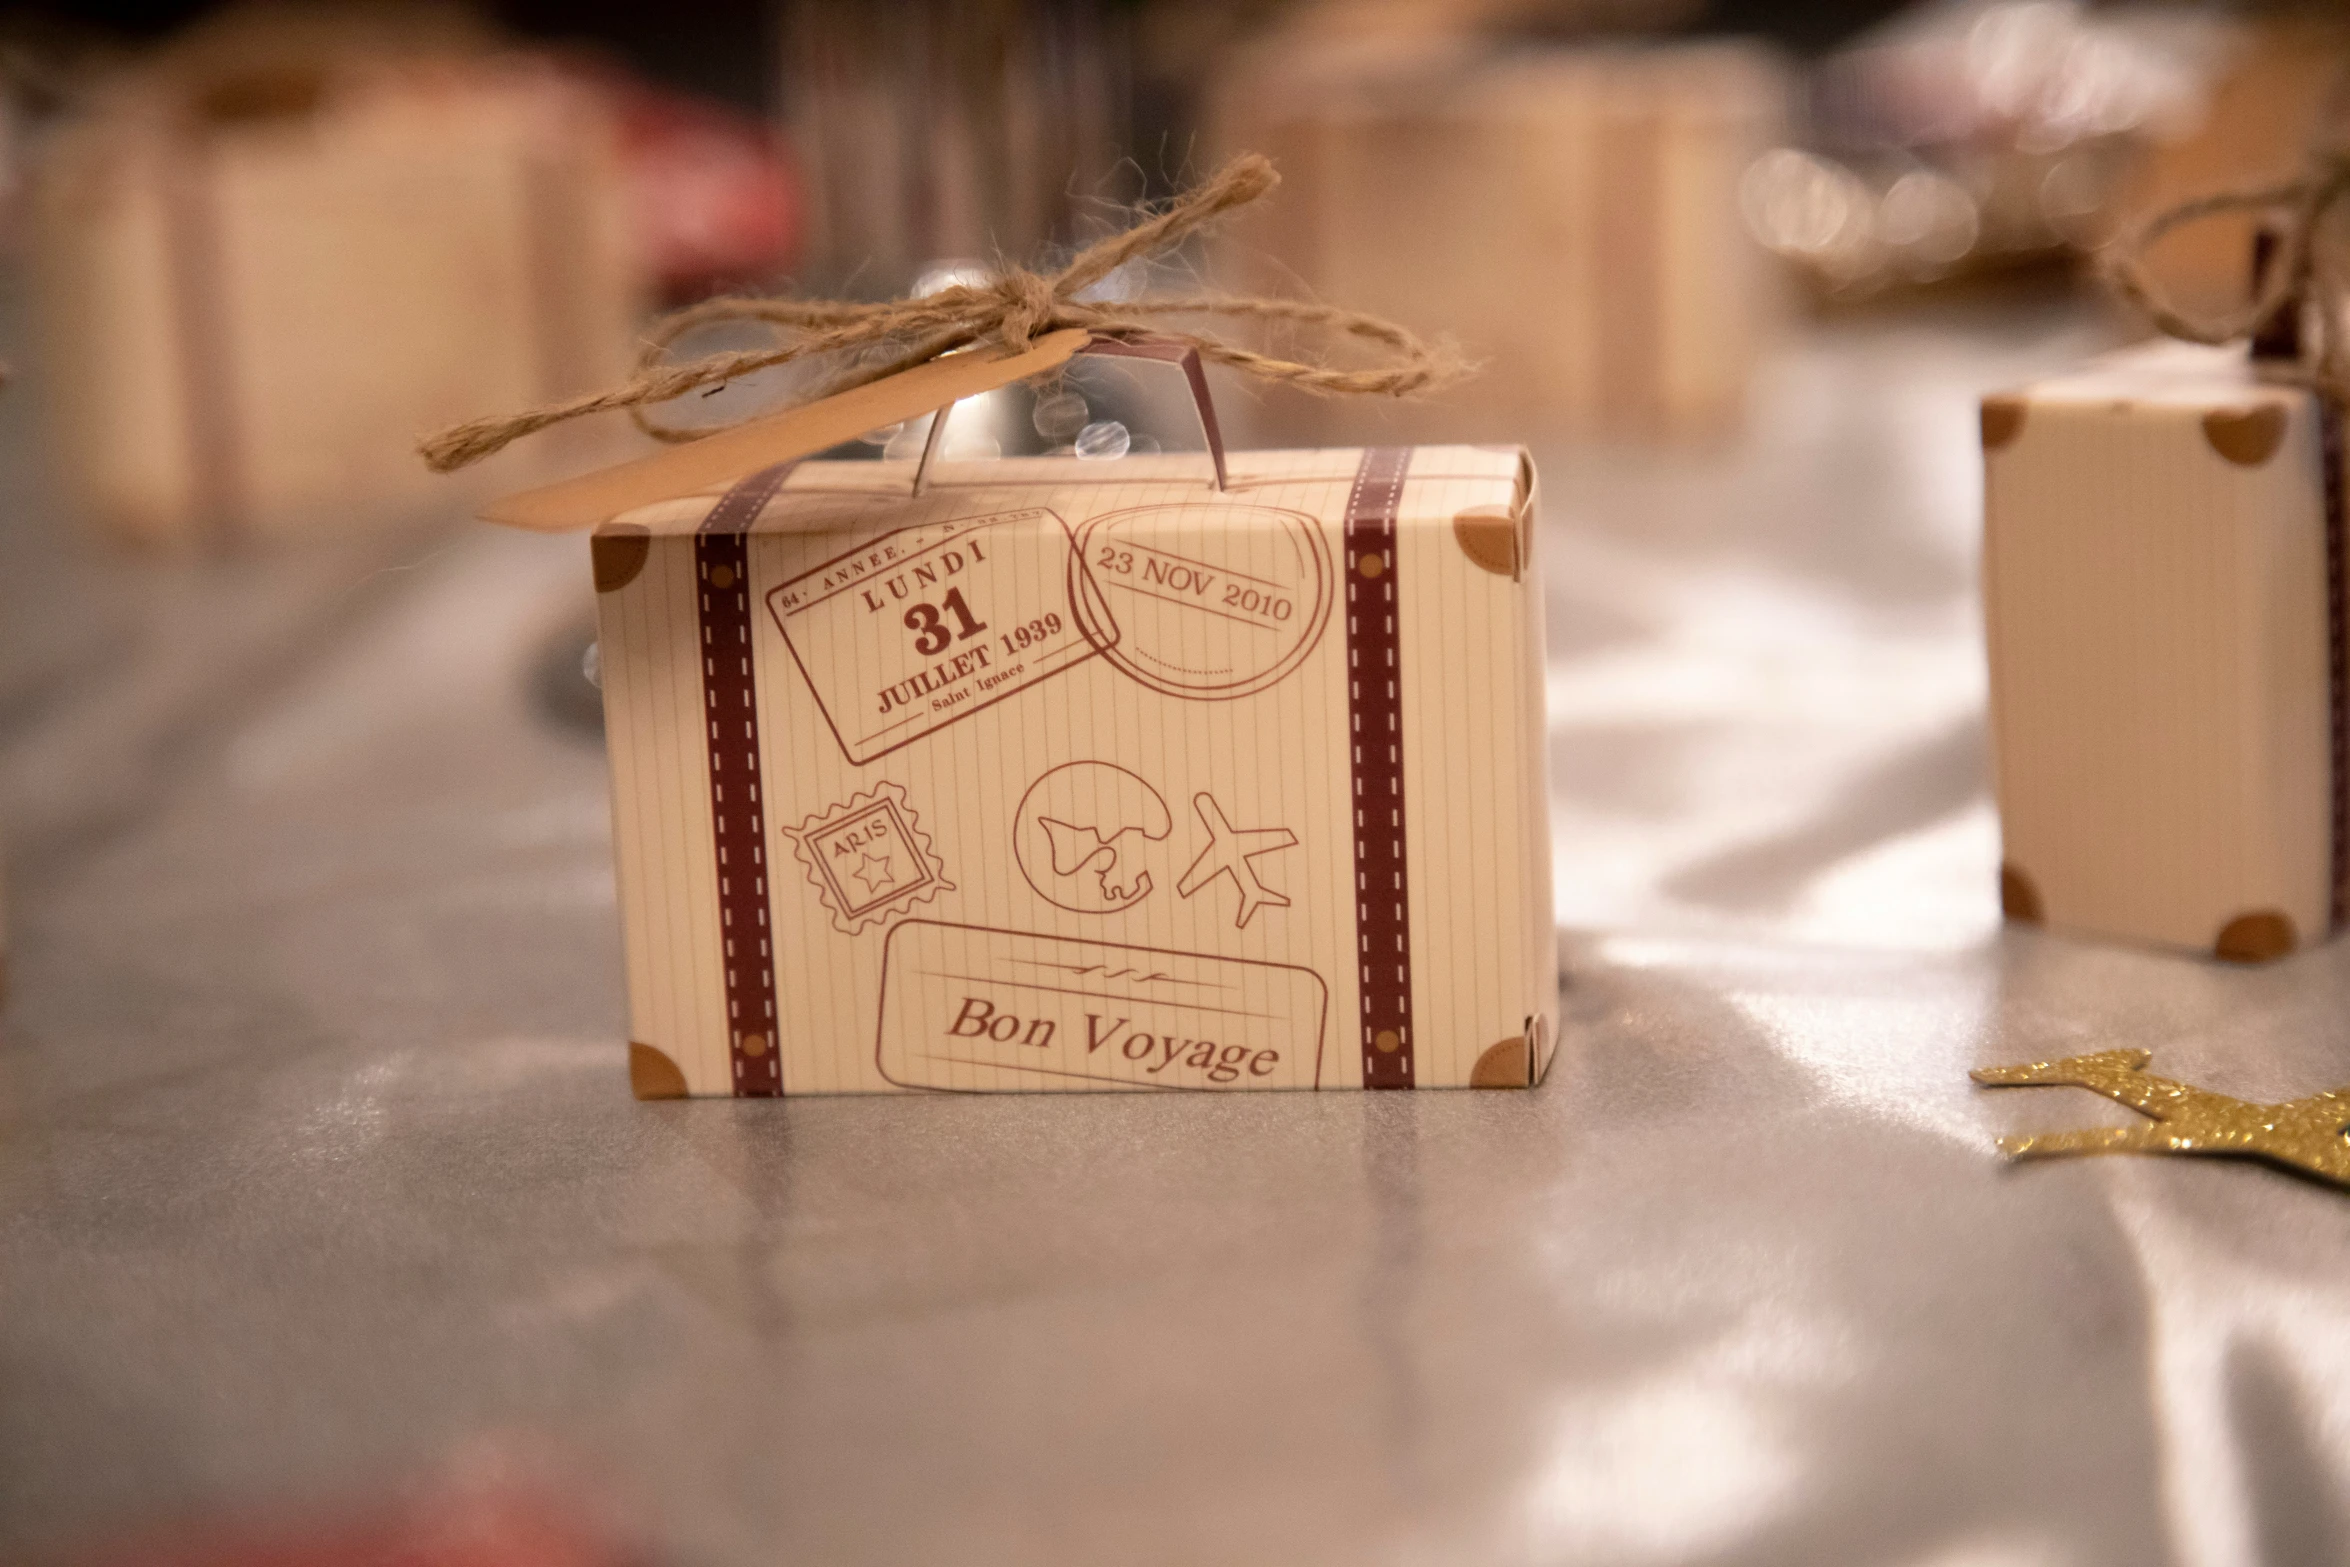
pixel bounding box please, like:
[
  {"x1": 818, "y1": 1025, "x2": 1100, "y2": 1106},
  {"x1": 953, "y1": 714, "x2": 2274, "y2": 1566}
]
[
  {"x1": 419, "y1": 153, "x2": 1465, "y2": 473},
  {"x1": 2101, "y1": 72, "x2": 2350, "y2": 399}
]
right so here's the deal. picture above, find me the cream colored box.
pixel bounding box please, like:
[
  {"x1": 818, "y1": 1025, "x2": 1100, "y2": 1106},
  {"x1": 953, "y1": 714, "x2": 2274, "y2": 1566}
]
[
  {"x1": 1208, "y1": 39, "x2": 1786, "y2": 446},
  {"x1": 31, "y1": 52, "x2": 638, "y2": 548},
  {"x1": 1983, "y1": 339, "x2": 2343, "y2": 963},
  {"x1": 588, "y1": 437, "x2": 1555, "y2": 1097}
]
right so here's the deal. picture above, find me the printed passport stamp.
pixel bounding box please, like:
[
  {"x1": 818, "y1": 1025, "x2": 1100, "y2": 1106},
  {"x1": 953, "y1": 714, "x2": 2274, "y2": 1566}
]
[
  {"x1": 767, "y1": 509, "x2": 1115, "y2": 764},
  {"x1": 1076, "y1": 501, "x2": 1331, "y2": 699}
]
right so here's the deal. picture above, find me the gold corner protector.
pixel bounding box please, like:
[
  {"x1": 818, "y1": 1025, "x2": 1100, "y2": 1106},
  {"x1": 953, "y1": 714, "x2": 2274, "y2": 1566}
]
[
  {"x1": 2201, "y1": 405, "x2": 2289, "y2": 467},
  {"x1": 1470, "y1": 1035, "x2": 1532, "y2": 1089},
  {"x1": 1452, "y1": 505, "x2": 1520, "y2": 578},
  {"x1": 591, "y1": 524, "x2": 653, "y2": 592},
  {"x1": 1999, "y1": 862, "x2": 2044, "y2": 925},
  {"x1": 628, "y1": 1041, "x2": 690, "y2": 1100},
  {"x1": 2214, "y1": 910, "x2": 2296, "y2": 964},
  {"x1": 1980, "y1": 396, "x2": 2027, "y2": 452}
]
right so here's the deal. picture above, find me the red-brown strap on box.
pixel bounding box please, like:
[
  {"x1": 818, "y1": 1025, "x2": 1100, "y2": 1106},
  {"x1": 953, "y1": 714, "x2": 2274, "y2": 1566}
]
[
  {"x1": 2324, "y1": 407, "x2": 2347, "y2": 931},
  {"x1": 698, "y1": 462, "x2": 797, "y2": 1095},
  {"x1": 1345, "y1": 447, "x2": 1417, "y2": 1089}
]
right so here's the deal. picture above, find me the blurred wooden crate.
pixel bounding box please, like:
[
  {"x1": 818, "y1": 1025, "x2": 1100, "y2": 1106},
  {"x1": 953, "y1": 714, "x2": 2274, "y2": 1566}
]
[
  {"x1": 1208, "y1": 36, "x2": 1788, "y2": 448},
  {"x1": 31, "y1": 50, "x2": 641, "y2": 548}
]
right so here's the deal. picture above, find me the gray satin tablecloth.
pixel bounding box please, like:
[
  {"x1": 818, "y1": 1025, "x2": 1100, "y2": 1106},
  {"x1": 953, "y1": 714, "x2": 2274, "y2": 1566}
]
[{"x1": 5, "y1": 291, "x2": 2348, "y2": 1566}]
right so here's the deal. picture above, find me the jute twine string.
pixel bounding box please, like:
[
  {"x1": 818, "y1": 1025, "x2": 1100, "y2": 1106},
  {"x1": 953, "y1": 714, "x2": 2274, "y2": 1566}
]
[
  {"x1": 418, "y1": 152, "x2": 1466, "y2": 473},
  {"x1": 2101, "y1": 66, "x2": 2350, "y2": 397}
]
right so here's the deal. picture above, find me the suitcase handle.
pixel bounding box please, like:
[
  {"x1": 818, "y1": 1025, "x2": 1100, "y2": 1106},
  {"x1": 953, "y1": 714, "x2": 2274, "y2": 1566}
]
[{"x1": 911, "y1": 335, "x2": 1229, "y2": 496}]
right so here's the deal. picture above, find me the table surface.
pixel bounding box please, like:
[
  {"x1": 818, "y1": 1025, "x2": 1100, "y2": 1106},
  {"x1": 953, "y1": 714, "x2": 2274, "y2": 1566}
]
[{"x1": 6, "y1": 284, "x2": 2349, "y2": 1567}]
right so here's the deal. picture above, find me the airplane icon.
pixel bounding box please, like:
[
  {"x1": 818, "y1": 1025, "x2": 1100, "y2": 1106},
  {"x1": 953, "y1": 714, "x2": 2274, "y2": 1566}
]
[{"x1": 1177, "y1": 793, "x2": 1297, "y2": 929}]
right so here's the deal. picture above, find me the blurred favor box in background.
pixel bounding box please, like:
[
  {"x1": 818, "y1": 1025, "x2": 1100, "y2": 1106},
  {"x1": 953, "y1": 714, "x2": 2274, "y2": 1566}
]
[
  {"x1": 28, "y1": 8, "x2": 645, "y2": 550},
  {"x1": 1208, "y1": 32, "x2": 1787, "y2": 448},
  {"x1": 2108, "y1": 10, "x2": 2350, "y2": 322},
  {"x1": 1766, "y1": 2, "x2": 2349, "y2": 312},
  {"x1": 778, "y1": 0, "x2": 1123, "y2": 297}
]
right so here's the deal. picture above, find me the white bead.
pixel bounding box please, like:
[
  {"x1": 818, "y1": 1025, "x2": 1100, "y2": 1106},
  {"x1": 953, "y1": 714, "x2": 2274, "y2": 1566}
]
[
  {"x1": 1074, "y1": 420, "x2": 1131, "y2": 460},
  {"x1": 1033, "y1": 391, "x2": 1089, "y2": 440}
]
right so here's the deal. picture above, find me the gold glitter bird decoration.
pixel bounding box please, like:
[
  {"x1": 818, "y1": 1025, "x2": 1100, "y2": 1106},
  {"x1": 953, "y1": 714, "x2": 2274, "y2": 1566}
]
[{"x1": 1971, "y1": 1049, "x2": 2350, "y2": 1187}]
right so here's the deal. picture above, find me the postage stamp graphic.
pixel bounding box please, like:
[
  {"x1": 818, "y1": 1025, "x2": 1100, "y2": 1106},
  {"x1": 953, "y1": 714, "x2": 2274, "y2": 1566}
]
[{"x1": 784, "y1": 782, "x2": 954, "y2": 935}]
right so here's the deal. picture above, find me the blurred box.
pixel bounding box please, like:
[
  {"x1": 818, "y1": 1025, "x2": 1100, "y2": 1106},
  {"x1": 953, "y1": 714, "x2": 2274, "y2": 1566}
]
[
  {"x1": 1208, "y1": 37, "x2": 1787, "y2": 446},
  {"x1": 779, "y1": 0, "x2": 1120, "y2": 295},
  {"x1": 1768, "y1": 2, "x2": 2236, "y2": 301},
  {"x1": 1983, "y1": 339, "x2": 2342, "y2": 964},
  {"x1": 31, "y1": 36, "x2": 641, "y2": 548},
  {"x1": 2110, "y1": 14, "x2": 2350, "y2": 323}
]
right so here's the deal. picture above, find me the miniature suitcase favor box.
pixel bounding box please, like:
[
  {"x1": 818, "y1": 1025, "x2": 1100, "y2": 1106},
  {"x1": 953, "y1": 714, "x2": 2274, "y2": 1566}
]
[
  {"x1": 1982, "y1": 225, "x2": 2350, "y2": 963},
  {"x1": 421, "y1": 153, "x2": 1565, "y2": 1100},
  {"x1": 480, "y1": 329, "x2": 1555, "y2": 1096}
]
